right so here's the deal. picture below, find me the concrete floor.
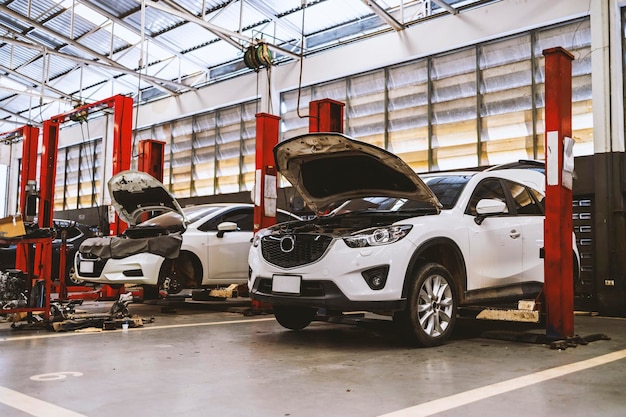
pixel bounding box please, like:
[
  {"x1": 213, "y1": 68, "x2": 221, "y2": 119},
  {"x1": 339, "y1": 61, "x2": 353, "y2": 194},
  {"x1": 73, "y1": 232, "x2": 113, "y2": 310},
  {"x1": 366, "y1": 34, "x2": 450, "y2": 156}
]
[{"x1": 1, "y1": 297, "x2": 625, "y2": 417}]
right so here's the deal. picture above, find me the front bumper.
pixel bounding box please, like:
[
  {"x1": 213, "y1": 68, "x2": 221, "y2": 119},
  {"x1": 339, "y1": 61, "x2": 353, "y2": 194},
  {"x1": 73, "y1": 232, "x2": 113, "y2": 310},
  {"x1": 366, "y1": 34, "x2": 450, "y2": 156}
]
[
  {"x1": 248, "y1": 237, "x2": 411, "y2": 313},
  {"x1": 75, "y1": 252, "x2": 165, "y2": 285},
  {"x1": 250, "y1": 278, "x2": 406, "y2": 311}
]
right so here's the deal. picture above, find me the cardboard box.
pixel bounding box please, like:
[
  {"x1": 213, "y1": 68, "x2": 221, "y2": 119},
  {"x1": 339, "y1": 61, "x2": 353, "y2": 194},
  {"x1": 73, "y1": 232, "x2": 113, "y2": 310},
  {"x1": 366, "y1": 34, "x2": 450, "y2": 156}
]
[{"x1": 0, "y1": 215, "x2": 26, "y2": 239}]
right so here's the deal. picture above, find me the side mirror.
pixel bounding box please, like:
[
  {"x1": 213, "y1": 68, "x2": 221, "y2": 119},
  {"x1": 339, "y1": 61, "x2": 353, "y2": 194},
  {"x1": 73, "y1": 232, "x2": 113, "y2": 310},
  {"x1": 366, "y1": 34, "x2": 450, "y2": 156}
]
[
  {"x1": 217, "y1": 221, "x2": 238, "y2": 238},
  {"x1": 475, "y1": 199, "x2": 507, "y2": 225}
]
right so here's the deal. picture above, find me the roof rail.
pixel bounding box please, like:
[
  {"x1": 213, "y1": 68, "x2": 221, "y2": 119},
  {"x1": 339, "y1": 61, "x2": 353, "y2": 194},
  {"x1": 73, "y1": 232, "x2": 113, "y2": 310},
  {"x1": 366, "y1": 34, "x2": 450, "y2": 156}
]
[{"x1": 485, "y1": 159, "x2": 544, "y2": 171}]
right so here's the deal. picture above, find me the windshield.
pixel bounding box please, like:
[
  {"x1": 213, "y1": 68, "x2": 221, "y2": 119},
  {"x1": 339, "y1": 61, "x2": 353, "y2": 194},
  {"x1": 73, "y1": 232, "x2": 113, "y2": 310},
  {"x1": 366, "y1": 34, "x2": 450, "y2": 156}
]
[
  {"x1": 331, "y1": 196, "x2": 436, "y2": 215},
  {"x1": 423, "y1": 175, "x2": 472, "y2": 209},
  {"x1": 137, "y1": 205, "x2": 223, "y2": 228},
  {"x1": 329, "y1": 174, "x2": 472, "y2": 215}
]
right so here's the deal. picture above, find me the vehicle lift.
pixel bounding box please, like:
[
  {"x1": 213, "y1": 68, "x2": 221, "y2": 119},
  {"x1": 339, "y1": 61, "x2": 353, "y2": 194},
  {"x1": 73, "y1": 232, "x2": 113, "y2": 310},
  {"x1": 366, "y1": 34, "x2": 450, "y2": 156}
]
[
  {"x1": 476, "y1": 47, "x2": 608, "y2": 349},
  {"x1": 44, "y1": 95, "x2": 135, "y2": 302},
  {"x1": 40, "y1": 95, "x2": 150, "y2": 329}
]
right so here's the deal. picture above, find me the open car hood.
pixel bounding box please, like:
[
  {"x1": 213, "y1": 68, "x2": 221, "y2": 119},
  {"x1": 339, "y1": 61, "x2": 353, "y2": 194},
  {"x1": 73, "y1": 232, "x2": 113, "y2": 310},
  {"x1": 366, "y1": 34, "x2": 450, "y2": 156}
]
[
  {"x1": 274, "y1": 133, "x2": 441, "y2": 212},
  {"x1": 108, "y1": 170, "x2": 186, "y2": 227}
]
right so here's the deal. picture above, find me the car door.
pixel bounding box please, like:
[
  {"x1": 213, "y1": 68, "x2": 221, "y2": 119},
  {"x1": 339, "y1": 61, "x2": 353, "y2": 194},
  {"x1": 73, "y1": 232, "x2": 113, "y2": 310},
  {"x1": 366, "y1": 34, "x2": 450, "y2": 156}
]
[
  {"x1": 504, "y1": 180, "x2": 545, "y2": 283},
  {"x1": 204, "y1": 207, "x2": 254, "y2": 281},
  {"x1": 463, "y1": 178, "x2": 524, "y2": 290}
]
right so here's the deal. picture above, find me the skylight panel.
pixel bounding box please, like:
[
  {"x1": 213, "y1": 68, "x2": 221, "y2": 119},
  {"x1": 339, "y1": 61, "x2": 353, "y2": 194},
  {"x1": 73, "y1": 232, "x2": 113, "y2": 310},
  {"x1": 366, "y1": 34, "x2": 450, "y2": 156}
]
[{"x1": 59, "y1": 2, "x2": 108, "y2": 27}]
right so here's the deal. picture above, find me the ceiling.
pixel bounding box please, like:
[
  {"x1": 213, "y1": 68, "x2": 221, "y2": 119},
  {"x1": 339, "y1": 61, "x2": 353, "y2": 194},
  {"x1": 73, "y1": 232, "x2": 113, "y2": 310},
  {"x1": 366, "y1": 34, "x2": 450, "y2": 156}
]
[{"x1": 0, "y1": 0, "x2": 486, "y2": 133}]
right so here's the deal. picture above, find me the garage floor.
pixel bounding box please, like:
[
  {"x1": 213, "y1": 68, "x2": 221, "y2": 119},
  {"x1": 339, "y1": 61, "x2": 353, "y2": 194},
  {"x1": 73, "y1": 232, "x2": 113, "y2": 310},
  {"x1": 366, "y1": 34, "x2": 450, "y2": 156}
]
[{"x1": 1, "y1": 297, "x2": 625, "y2": 417}]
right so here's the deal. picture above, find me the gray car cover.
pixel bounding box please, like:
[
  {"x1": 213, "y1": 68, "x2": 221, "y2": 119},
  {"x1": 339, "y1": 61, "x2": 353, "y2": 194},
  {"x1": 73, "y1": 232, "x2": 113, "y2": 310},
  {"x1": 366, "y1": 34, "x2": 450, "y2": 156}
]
[{"x1": 79, "y1": 234, "x2": 182, "y2": 260}]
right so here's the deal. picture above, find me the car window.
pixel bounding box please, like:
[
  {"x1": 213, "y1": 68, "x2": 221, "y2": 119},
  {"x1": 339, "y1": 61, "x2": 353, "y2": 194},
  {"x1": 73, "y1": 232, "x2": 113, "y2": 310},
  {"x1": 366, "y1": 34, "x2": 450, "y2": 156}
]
[
  {"x1": 198, "y1": 208, "x2": 254, "y2": 232},
  {"x1": 65, "y1": 226, "x2": 83, "y2": 239},
  {"x1": 466, "y1": 179, "x2": 509, "y2": 216},
  {"x1": 529, "y1": 188, "x2": 545, "y2": 212},
  {"x1": 51, "y1": 222, "x2": 83, "y2": 242},
  {"x1": 505, "y1": 180, "x2": 543, "y2": 215}
]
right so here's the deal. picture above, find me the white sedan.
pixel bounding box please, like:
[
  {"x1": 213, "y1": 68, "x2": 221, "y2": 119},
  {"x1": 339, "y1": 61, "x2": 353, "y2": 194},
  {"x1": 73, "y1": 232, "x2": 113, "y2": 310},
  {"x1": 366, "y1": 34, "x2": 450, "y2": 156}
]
[{"x1": 75, "y1": 171, "x2": 299, "y2": 295}]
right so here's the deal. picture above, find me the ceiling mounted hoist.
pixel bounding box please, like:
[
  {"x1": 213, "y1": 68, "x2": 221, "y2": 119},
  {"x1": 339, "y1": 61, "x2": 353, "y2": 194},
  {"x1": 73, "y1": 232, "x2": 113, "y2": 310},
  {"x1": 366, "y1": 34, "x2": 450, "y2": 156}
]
[{"x1": 243, "y1": 41, "x2": 273, "y2": 72}]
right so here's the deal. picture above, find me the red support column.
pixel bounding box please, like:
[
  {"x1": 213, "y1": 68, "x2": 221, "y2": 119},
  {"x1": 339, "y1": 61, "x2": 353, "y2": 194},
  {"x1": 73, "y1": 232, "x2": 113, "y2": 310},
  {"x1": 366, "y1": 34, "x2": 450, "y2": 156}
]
[
  {"x1": 36, "y1": 118, "x2": 60, "y2": 314},
  {"x1": 251, "y1": 113, "x2": 280, "y2": 312},
  {"x1": 253, "y1": 113, "x2": 281, "y2": 233},
  {"x1": 138, "y1": 139, "x2": 166, "y2": 224},
  {"x1": 18, "y1": 126, "x2": 39, "y2": 217},
  {"x1": 543, "y1": 47, "x2": 575, "y2": 339},
  {"x1": 39, "y1": 119, "x2": 60, "y2": 229},
  {"x1": 309, "y1": 99, "x2": 345, "y2": 133},
  {"x1": 15, "y1": 125, "x2": 39, "y2": 274},
  {"x1": 138, "y1": 139, "x2": 166, "y2": 181},
  {"x1": 109, "y1": 95, "x2": 134, "y2": 236}
]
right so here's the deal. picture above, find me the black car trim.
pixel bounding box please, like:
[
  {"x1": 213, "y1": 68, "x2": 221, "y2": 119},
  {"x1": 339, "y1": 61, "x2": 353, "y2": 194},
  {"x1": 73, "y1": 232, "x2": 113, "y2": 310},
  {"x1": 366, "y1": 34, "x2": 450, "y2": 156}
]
[{"x1": 250, "y1": 278, "x2": 406, "y2": 312}]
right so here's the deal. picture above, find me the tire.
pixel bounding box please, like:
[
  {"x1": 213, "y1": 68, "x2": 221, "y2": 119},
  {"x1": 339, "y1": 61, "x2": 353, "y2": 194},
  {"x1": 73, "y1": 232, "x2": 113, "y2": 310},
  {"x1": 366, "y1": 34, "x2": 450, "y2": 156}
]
[
  {"x1": 273, "y1": 305, "x2": 317, "y2": 330},
  {"x1": 65, "y1": 266, "x2": 85, "y2": 287},
  {"x1": 394, "y1": 262, "x2": 457, "y2": 347}
]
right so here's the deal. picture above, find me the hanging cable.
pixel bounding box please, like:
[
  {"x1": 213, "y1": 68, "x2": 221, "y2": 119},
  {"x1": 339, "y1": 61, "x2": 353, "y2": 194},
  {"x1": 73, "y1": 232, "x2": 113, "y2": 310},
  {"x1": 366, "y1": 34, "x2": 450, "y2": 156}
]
[
  {"x1": 266, "y1": 64, "x2": 273, "y2": 114},
  {"x1": 296, "y1": 1, "x2": 311, "y2": 120},
  {"x1": 133, "y1": 0, "x2": 147, "y2": 158}
]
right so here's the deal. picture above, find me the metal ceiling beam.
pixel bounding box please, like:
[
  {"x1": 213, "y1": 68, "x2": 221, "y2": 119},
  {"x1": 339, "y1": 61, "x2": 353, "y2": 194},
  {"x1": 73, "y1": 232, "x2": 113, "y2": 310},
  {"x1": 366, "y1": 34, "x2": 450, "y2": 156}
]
[
  {"x1": 246, "y1": 0, "x2": 304, "y2": 42},
  {"x1": 0, "y1": 85, "x2": 69, "y2": 103},
  {"x1": 361, "y1": 0, "x2": 405, "y2": 31},
  {"x1": 0, "y1": 34, "x2": 142, "y2": 103},
  {"x1": 141, "y1": 0, "x2": 301, "y2": 60},
  {"x1": 0, "y1": 36, "x2": 190, "y2": 93},
  {"x1": 142, "y1": 0, "x2": 243, "y2": 49},
  {"x1": 0, "y1": 103, "x2": 34, "y2": 124},
  {"x1": 431, "y1": 0, "x2": 458, "y2": 15},
  {"x1": 77, "y1": 0, "x2": 210, "y2": 74},
  {"x1": 0, "y1": 63, "x2": 73, "y2": 100},
  {"x1": 0, "y1": 5, "x2": 184, "y2": 95}
]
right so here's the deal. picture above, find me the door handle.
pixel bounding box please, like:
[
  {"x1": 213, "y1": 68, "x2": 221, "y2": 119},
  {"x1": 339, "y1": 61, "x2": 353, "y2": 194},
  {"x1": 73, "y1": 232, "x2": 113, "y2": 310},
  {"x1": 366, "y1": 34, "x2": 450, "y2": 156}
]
[{"x1": 509, "y1": 229, "x2": 521, "y2": 239}]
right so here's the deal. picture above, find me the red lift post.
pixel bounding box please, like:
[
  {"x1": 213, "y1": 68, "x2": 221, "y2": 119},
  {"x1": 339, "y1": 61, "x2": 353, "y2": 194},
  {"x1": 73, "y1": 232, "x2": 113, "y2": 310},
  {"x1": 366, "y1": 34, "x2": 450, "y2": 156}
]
[
  {"x1": 138, "y1": 139, "x2": 166, "y2": 181},
  {"x1": 309, "y1": 99, "x2": 345, "y2": 134},
  {"x1": 543, "y1": 47, "x2": 575, "y2": 339},
  {"x1": 137, "y1": 139, "x2": 166, "y2": 227},
  {"x1": 253, "y1": 113, "x2": 281, "y2": 234},
  {"x1": 250, "y1": 113, "x2": 280, "y2": 311}
]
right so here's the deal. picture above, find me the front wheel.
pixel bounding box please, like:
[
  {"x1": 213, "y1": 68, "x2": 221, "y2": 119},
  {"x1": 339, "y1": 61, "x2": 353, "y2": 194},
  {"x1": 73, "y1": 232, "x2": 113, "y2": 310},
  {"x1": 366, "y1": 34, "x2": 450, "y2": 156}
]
[
  {"x1": 65, "y1": 266, "x2": 85, "y2": 287},
  {"x1": 273, "y1": 305, "x2": 317, "y2": 330},
  {"x1": 394, "y1": 262, "x2": 457, "y2": 347}
]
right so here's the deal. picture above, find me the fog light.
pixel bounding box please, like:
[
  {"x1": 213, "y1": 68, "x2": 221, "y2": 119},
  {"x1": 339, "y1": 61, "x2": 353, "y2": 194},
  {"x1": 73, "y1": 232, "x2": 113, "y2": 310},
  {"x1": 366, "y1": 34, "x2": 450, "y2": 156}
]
[
  {"x1": 123, "y1": 269, "x2": 143, "y2": 277},
  {"x1": 362, "y1": 266, "x2": 389, "y2": 290}
]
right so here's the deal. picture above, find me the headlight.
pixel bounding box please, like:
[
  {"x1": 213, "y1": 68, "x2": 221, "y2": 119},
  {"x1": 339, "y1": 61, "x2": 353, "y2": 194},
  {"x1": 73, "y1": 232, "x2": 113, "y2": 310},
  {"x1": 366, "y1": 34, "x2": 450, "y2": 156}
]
[
  {"x1": 252, "y1": 229, "x2": 270, "y2": 247},
  {"x1": 343, "y1": 225, "x2": 412, "y2": 248}
]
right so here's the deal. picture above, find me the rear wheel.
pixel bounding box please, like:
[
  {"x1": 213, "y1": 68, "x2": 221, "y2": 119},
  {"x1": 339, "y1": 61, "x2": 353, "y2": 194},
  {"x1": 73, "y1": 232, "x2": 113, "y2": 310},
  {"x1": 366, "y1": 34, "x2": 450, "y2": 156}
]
[
  {"x1": 394, "y1": 262, "x2": 457, "y2": 347},
  {"x1": 273, "y1": 305, "x2": 317, "y2": 330}
]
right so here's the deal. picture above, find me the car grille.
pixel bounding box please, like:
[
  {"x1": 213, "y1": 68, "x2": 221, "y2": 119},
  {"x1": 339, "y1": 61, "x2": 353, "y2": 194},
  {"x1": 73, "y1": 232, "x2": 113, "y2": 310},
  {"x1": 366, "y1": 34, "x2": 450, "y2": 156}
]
[{"x1": 261, "y1": 234, "x2": 333, "y2": 268}]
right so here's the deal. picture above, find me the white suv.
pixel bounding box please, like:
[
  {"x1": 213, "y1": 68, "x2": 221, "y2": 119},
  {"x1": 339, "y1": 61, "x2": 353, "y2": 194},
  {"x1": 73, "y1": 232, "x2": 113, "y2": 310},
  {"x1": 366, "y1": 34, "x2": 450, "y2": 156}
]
[{"x1": 248, "y1": 133, "x2": 578, "y2": 347}]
